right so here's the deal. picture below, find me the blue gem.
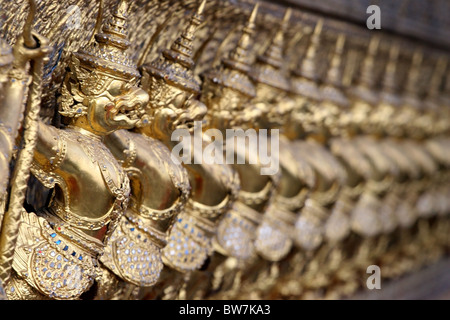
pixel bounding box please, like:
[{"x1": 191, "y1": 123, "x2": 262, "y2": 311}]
[
  {"x1": 78, "y1": 256, "x2": 83, "y2": 261},
  {"x1": 63, "y1": 246, "x2": 68, "y2": 251},
  {"x1": 130, "y1": 228, "x2": 135, "y2": 232},
  {"x1": 50, "y1": 233, "x2": 57, "y2": 238},
  {"x1": 71, "y1": 251, "x2": 76, "y2": 257}
]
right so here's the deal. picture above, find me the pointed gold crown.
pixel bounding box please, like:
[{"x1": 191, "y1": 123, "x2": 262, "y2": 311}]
[
  {"x1": 349, "y1": 35, "x2": 380, "y2": 105},
  {"x1": 249, "y1": 8, "x2": 291, "y2": 92},
  {"x1": 203, "y1": 3, "x2": 258, "y2": 98},
  {"x1": 426, "y1": 56, "x2": 447, "y2": 103},
  {"x1": 324, "y1": 33, "x2": 345, "y2": 88},
  {"x1": 401, "y1": 49, "x2": 423, "y2": 109},
  {"x1": 143, "y1": 0, "x2": 206, "y2": 95},
  {"x1": 291, "y1": 19, "x2": 322, "y2": 100},
  {"x1": 379, "y1": 43, "x2": 401, "y2": 106},
  {"x1": 295, "y1": 18, "x2": 323, "y2": 81},
  {"x1": 359, "y1": 36, "x2": 380, "y2": 89},
  {"x1": 321, "y1": 34, "x2": 348, "y2": 107},
  {"x1": 381, "y1": 44, "x2": 400, "y2": 93},
  {"x1": 72, "y1": 0, "x2": 140, "y2": 82}
]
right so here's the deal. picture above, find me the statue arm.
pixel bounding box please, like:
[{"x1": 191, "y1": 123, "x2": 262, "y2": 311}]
[
  {"x1": 0, "y1": 32, "x2": 51, "y2": 193},
  {"x1": 103, "y1": 129, "x2": 135, "y2": 167},
  {"x1": 0, "y1": 61, "x2": 32, "y2": 194},
  {"x1": 33, "y1": 121, "x2": 63, "y2": 170}
]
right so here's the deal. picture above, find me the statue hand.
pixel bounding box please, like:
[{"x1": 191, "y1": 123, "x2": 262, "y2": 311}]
[
  {"x1": 153, "y1": 107, "x2": 177, "y2": 138},
  {"x1": 183, "y1": 98, "x2": 207, "y2": 123}
]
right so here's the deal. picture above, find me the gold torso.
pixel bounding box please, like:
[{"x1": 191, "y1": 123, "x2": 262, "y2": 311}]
[
  {"x1": 32, "y1": 124, "x2": 130, "y2": 240},
  {"x1": 276, "y1": 135, "x2": 315, "y2": 211},
  {"x1": 162, "y1": 136, "x2": 240, "y2": 273},
  {"x1": 105, "y1": 129, "x2": 190, "y2": 228},
  {"x1": 99, "y1": 129, "x2": 190, "y2": 289},
  {"x1": 231, "y1": 136, "x2": 278, "y2": 213}
]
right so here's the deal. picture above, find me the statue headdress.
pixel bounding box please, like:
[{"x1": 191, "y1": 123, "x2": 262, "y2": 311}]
[
  {"x1": 401, "y1": 49, "x2": 423, "y2": 110},
  {"x1": 202, "y1": 3, "x2": 259, "y2": 98},
  {"x1": 348, "y1": 36, "x2": 380, "y2": 105},
  {"x1": 291, "y1": 19, "x2": 323, "y2": 100},
  {"x1": 60, "y1": 0, "x2": 140, "y2": 117},
  {"x1": 142, "y1": 0, "x2": 206, "y2": 95},
  {"x1": 249, "y1": 8, "x2": 292, "y2": 92},
  {"x1": 320, "y1": 34, "x2": 348, "y2": 108},
  {"x1": 379, "y1": 43, "x2": 401, "y2": 107}
]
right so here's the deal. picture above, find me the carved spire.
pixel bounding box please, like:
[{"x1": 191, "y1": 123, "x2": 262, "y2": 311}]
[
  {"x1": 401, "y1": 49, "x2": 423, "y2": 110},
  {"x1": 223, "y1": 3, "x2": 259, "y2": 75},
  {"x1": 295, "y1": 18, "x2": 323, "y2": 81},
  {"x1": 203, "y1": 3, "x2": 258, "y2": 98},
  {"x1": 426, "y1": 56, "x2": 447, "y2": 103},
  {"x1": 291, "y1": 19, "x2": 322, "y2": 100},
  {"x1": 167, "y1": 0, "x2": 206, "y2": 69},
  {"x1": 358, "y1": 35, "x2": 380, "y2": 90},
  {"x1": 404, "y1": 50, "x2": 423, "y2": 96},
  {"x1": 324, "y1": 33, "x2": 345, "y2": 88},
  {"x1": 321, "y1": 34, "x2": 349, "y2": 108},
  {"x1": 379, "y1": 43, "x2": 401, "y2": 106},
  {"x1": 73, "y1": 0, "x2": 140, "y2": 81},
  {"x1": 260, "y1": 7, "x2": 291, "y2": 69},
  {"x1": 381, "y1": 44, "x2": 400, "y2": 93},
  {"x1": 249, "y1": 8, "x2": 291, "y2": 92},
  {"x1": 143, "y1": 0, "x2": 206, "y2": 94},
  {"x1": 349, "y1": 36, "x2": 380, "y2": 105}
]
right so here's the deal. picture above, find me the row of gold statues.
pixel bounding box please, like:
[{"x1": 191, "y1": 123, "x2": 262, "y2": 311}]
[{"x1": 0, "y1": 0, "x2": 448, "y2": 300}]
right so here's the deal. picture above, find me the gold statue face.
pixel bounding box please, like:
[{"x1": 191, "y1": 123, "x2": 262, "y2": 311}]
[
  {"x1": 394, "y1": 106, "x2": 422, "y2": 137},
  {"x1": 61, "y1": 62, "x2": 149, "y2": 135},
  {"x1": 141, "y1": 73, "x2": 206, "y2": 139},
  {"x1": 365, "y1": 102, "x2": 395, "y2": 136},
  {"x1": 290, "y1": 95, "x2": 324, "y2": 136},
  {"x1": 340, "y1": 99, "x2": 371, "y2": 136},
  {"x1": 202, "y1": 80, "x2": 251, "y2": 129},
  {"x1": 317, "y1": 101, "x2": 341, "y2": 137},
  {"x1": 89, "y1": 79, "x2": 149, "y2": 133},
  {"x1": 253, "y1": 82, "x2": 291, "y2": 129}
]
